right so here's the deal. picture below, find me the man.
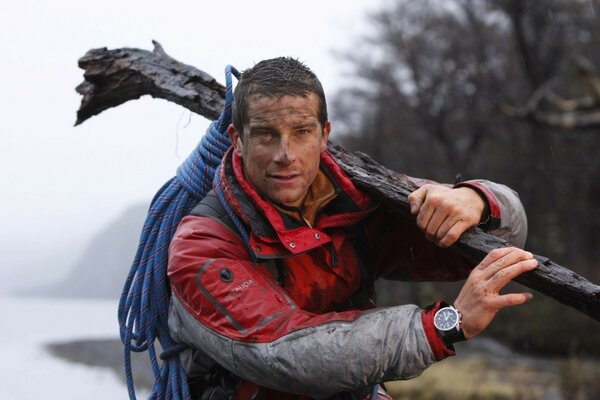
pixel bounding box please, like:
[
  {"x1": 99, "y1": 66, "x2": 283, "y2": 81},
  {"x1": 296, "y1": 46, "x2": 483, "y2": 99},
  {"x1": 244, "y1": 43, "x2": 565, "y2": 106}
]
[{"x1": 167, "y1": 57, "x2": 534, "y2": 399}]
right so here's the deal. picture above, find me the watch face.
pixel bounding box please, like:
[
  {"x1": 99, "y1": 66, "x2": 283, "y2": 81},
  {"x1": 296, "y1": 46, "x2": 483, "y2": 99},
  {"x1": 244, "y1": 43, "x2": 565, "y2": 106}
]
[{"x1": 434, "y1": 307, "x2": 459, "y2": 331}]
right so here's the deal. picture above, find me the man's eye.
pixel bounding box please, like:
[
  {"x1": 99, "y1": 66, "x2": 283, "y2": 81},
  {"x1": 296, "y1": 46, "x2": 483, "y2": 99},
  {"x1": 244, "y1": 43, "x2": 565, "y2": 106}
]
[
  {"x1": 253, "y1": 131, "x2": 274, "y2": 141},
  {"x1": 297, "y1": 129, "x2": 309, "y2": 136}
]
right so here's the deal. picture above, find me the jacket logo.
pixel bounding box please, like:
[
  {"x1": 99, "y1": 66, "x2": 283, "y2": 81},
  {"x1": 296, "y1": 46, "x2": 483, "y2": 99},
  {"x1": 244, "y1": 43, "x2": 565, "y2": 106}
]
[{"x1": 233, "y1": 279, "x2": 255, "y2": 293}]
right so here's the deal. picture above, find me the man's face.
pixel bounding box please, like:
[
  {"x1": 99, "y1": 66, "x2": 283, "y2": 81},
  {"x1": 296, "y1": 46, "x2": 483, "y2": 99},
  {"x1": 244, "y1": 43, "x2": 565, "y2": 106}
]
[{"x1": 228, "y1": 93, "x2": 330, "y2": 208}]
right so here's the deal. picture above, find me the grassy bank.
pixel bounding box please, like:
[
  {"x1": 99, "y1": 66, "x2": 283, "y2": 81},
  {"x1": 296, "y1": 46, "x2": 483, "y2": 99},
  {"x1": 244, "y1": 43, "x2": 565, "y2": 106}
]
[{"x1": 385, "y1": 354, "x2": 600, "y2": 400}]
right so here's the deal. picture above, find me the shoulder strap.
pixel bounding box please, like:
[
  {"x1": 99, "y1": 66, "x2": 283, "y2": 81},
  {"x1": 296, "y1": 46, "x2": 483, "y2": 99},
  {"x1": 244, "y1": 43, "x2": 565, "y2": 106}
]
[
  {"x1": 190, "y1": 190, "x2": 239, "y2": 236},
  {"x1": 190, "y1": 191, "x2": 283, "y2": 286}
]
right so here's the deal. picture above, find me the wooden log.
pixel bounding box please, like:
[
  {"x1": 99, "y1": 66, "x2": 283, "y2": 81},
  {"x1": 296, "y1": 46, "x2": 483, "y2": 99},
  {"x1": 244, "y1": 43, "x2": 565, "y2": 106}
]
[
  {"x1": 75, "y1": 40, "x2": 225, "y2": 126},
  {"x1": 328, "y1": 146, "x2": 600, "y2": 321},
  {"x1": 75, "y1": 42, "x2": 600, "y2": 322}
]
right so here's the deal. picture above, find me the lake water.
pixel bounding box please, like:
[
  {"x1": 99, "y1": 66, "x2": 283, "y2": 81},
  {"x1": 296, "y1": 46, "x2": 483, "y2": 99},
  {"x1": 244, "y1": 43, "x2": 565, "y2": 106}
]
[{"x1": 0, "y1": 295, "x2": 142, "y2": 399}]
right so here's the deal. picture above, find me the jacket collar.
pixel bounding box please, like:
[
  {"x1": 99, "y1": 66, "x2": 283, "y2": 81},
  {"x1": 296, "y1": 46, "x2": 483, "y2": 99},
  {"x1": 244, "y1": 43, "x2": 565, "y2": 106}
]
[{"x1": 217, "y1": 147, "x2": 375, "y2": 257}]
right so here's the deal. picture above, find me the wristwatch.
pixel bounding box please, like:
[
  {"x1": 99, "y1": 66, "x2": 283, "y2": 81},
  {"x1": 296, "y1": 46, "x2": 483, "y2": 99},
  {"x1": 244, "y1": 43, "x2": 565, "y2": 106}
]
[{"x1": 433, "y1": 305, "x2": 467, "y2": 346}]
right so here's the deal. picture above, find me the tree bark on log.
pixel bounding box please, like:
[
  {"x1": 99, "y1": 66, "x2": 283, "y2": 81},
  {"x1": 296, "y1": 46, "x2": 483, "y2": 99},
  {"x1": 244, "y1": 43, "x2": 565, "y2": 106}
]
[
  {"x1": 75, "y1": 40, "x2": 225, "y2": 125},
  {"x1": 75, "y1": 42, "x2": 600, "y2": 322}
]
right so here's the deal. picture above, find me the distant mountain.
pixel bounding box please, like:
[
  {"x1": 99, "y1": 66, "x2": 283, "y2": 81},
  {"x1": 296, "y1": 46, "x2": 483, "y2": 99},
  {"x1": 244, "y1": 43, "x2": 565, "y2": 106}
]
[{"x1": 37, "y1": 203, "x2": 149, "y2": 298}]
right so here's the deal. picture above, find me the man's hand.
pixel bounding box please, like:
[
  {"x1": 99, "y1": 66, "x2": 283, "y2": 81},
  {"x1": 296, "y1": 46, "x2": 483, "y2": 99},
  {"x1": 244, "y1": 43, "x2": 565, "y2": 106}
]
[
  {"x1": 454, "y1": 247, "x2": 537, "y2": 338},
  {"x1": 408, "y1": 184, "x2": 486, "y2": 247}
]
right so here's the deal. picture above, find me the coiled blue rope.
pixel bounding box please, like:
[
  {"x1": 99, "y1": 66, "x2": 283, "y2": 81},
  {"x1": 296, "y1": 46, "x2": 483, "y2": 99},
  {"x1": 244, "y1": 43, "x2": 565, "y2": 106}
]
[{"x1": 118, "y1": 65, "x2": 241, "y2": 400}]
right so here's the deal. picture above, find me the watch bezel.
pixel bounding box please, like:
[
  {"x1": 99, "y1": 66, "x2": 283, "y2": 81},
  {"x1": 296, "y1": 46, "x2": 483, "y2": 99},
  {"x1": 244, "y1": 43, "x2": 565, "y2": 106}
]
[{"x1": 433, "y1": 306, "x2": 461, "y2": 332}]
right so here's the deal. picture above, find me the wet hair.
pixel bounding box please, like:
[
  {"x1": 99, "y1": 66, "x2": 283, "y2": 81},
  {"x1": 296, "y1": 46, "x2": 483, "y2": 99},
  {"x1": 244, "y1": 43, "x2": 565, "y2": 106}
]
[{"x1": 232, "y1": 57, "x2": 328, "y2": 139}]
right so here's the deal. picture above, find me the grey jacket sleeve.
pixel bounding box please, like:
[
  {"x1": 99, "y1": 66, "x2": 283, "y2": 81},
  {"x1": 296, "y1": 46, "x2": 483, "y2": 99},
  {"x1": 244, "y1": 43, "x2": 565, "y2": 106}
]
[
  {"x1": 169, "y1": 295, "x2": 438, "y2": 399},
  {"x1": 461, "y1": 179, "x2": 528, "y2": 247}
]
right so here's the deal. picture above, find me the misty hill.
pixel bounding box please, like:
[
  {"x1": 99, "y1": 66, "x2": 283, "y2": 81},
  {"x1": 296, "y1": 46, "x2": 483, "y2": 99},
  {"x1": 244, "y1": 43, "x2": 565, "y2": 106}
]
[{"x1": 39, "y1": 203, "x2": 149, "y2": 298}]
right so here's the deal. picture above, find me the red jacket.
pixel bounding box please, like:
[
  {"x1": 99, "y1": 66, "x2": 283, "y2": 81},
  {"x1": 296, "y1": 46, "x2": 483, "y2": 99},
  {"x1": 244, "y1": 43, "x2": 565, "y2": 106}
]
[{"x1": 167, "y1": 148, "x2": 525, "y2": 398}]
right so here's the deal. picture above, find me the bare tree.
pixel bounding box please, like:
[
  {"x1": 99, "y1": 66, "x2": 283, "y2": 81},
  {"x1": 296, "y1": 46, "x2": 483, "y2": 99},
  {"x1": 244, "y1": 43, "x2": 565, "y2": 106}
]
[{"x1": 333, "y1": 0, "x2": 600, "y2": 355}]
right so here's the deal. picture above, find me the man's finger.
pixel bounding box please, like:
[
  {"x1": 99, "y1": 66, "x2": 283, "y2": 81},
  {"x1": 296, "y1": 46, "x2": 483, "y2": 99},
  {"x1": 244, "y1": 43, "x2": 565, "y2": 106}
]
[
  {"x1": 437, "y1": 218, "x2": 466, "y2": 248},
  {"x1": 408, "y1": 186, "x2": 427, "y2": 214},
  {"x1": 476, "y1": 247, "x2": 515, "y2": 271},
  {"x1": 489, "y1": 258, "x2": 538, "y2": 291},
  {"x1": 416, "y1": 203, "x2": 435, "y2": 234},
  {"x1": 481, "y1": 249, "x2": 534, "y2": 280},
  {"x1": 489, "y1": 292, "x2": 534, "y2": 309},
  {"x1": 425, "y1": 208, "x2": 450, "y2": 239}
]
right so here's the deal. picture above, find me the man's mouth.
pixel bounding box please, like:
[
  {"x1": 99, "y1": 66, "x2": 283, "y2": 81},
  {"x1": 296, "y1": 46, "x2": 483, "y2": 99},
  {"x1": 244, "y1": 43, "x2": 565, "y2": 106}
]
[{"x1": 269, "y1": 173, "x2": 299, "y2": 183}]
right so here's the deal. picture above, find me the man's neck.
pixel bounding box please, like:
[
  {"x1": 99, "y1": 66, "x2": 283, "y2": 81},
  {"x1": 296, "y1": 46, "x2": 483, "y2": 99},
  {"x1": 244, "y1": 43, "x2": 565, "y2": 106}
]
[{"x1": 272, "y1": 169, "x2": 337, "y2": 228}]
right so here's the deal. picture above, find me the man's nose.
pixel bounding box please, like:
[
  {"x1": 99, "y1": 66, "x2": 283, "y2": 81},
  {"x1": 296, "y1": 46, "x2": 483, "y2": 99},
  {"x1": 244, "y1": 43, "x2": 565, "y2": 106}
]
[{"x1": 274, "y1": 137, "x2": 294, "y2": 165}]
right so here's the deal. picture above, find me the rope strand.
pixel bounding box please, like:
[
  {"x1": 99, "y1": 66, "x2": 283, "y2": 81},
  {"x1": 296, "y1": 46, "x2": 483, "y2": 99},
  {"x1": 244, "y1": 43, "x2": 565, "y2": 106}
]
[{"x1": 118, "y1": 65, "x2": 240, "y2": 400}]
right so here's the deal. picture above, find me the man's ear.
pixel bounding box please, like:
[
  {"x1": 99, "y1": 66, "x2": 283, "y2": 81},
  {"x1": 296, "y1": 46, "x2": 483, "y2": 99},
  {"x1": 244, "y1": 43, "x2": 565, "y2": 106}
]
[
  {"x1": 320, "y1": 121, "x2": 331, "y2": 152},
  {"x1": 227, "y1": 124, "x2": 244, "y2": 157}
]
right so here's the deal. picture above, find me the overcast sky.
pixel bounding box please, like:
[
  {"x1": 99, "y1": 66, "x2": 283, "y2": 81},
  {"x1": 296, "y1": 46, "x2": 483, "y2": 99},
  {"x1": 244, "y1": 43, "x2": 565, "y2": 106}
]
[{"x1": 0, "y1": 0, "x2": 378, "y2": 293}]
